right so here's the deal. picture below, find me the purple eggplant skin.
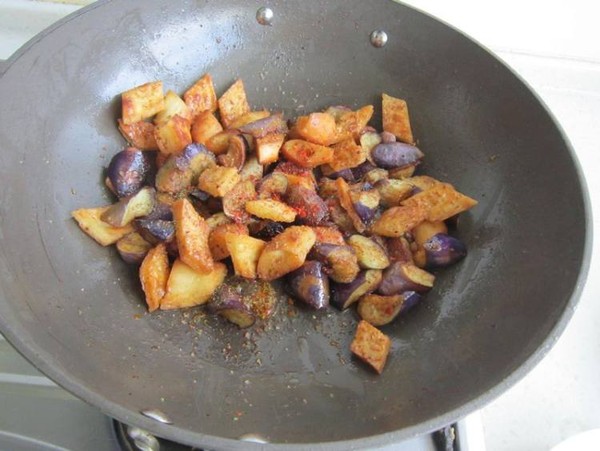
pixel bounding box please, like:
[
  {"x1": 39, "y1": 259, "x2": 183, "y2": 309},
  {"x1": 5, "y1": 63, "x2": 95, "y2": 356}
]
[
  {"x1": 248, "y1": 220, "x2": 285, "y2": 240},
  {"x1": 115, "y1": 232, "x2": 153, "y2": 265},
  {"x1": 217, "y1": 134, "x2": 248, "y2": 171},
  {"x1": 351, "y1": 161, "x2": 377, "y2": 181},
  {"x1": 287, "y1": 261, "x2": 330, "y2": 310},
  {"x1": 378, "y1": 262, "x2": 435, "y2": 296},
  {"x1": 238, "y1": 112, "x2": 288, "y2": 138},
  {"x1": 371, "y1": 143, "x2": 424, "y2": 169},
  {"x1": 182, "y1": 143, "x2": 217, "y2": 182},
  {"x1": 285, "y1": 184, "x2": 330, "y2": 226},
  {"x1": 321, "y1": 166, "x2": 355, "y2": 183},
  {"x1": 309, "y1": 243, "x2": 360, "y2": 283},
  {"x1": 357, "y1": 290, "x2": 422, "y2": 326},
  {"x1": 107, "y1": 147, "x2": 152, "y2": 198},
  {"x1": 349, "y1": 189, "x2": 380, "y2": 225},
  {"x1": 399, "y1": 291, "x2": 422, "y2": 315},
  {"x1": 145, "y1": 202, "x2": 173, "y2": 221},
  {"x1": 330, "y1": 269, "x2": 383, "y2": 310},
  {"x1": 257, "y1": 172, "x2": 289, "y2": 200},
  {"x1": 206, "y1": 284, "x2": 256, "y2": 328},
  {"x1": 166, "y1": 239, "x2": 179, "y2": 259},
  {"x1": 155, "y1": 144, "x2": 215, "y2": 194},
  {"x1": 423, "y1": 233, "x2": 467, "y2": 269},
  {"x1": 188, "y1": 188, "x2": 211, "y2": 203},
  {"x1": 135, "y1": 219, "x2": 175, "y2": 244},
  {"x1": 183, "y1": 143, "x2": 214, "y2": 168},
  {"x1": 101, "y1": 186, "x2": 156, "y2": 227},
  {"x1": 380, "y1": 131, "x2": 397, "y2": 143}
]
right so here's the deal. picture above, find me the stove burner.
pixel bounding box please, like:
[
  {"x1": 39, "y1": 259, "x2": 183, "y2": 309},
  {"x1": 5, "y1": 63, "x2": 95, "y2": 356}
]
[
  {"x1": 113, "y1": 420, "x2": 458, "y2": 450},
  {"x1": 113, "y1": 421, "x2": 203, "y2": 451}
]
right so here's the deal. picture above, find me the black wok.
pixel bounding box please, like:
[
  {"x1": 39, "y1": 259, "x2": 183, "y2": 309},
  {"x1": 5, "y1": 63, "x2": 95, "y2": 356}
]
[{"x1": 0, "y1": 0, "x2": 591, "y2": 449}]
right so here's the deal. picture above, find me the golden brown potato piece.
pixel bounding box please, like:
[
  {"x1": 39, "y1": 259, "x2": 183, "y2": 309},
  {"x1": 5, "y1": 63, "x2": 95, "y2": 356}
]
[
  {"x1": 218, "y1": 79, "x2": 250, "y2": 128},
  {"x1": 311, "y1": 226, "x2": 346, "y2": 245},
  {"x1": 184, "y1": 73, "x2": 218, "y2": 116},
  {"x1": 198, "y1": 166, "x2": 241, "y2": 198},
  {"x1": 382, "y1": 93, "x2": 414, "y2": 144},
  {"x1": 208, "y1": 222, "x2": 249, "y2": 261},
  {"x1": 226, "y1": 233, "x2": 267, "y2": 279},
  {"x1": 139, "y1": 243, "x2": 170, "y2": 312},
  {"x1": 228, "y1": 110, "x2": 270, "y2": 129},
  {"x1": 160, "y1": 259, "x2": 227, "y2": 310},
  {"x1": 357, "y1": 294, "x2": 404, "y2": 327},
  {"x1": 154, "y1": 115, "x2": 192, "y2": 155},
  {"x1": 257, "y1": 226, "x2": 316, "y2": 281},
  {"x1": 205, "y1": 131, "x2": 235, "y2": 155},
  {"x1": 388, "y1": 165, "x2": 416, "y2": 180},
  {"x1": 401, "y1": 183, "x2": 478, "y2": 222},
  {"x1": 155, "y1": 191, "x2": 176, "y2": 206},
  {"x1": 245, "y1": 199, "x2": 297, "y2": 223},
  {"x1": 405, "y1": 175, "x2": 441, "y2": 191},
  {"x1": 364, "y1": 168, "x2": 389, "y2": 185},
  {"x1": 294, "y1": 112, "x2": 338, "y2": 146},
  {"x1": 386, "y1": 237, "x2": 415, "y2": 265},
  {"x1": 329, "y1": 138, "x2": 367, "y2": 171},
  {"x1": 370, "y1": 204, "x2": 427, "y2": 237},
  {"x1": 412, "y1": 220, "x2": 448, "y2": 247},
  {"x1": 118, "y1": 119, "x2": 159, "y2": 150},
  {"x1": 205, "y1": 212, "x2": 232, "y2": 231},
  {"x1": 279, "y1": 172, "x2": 316, "y2": 192},
  {"x1": 335, "y1": 105, "x2": 374, "y2": 142},
  {"x1": 412, "y1": 247, "x2": 427, "y2": 268},
  {"x1": 172, "y1": 198, "x2": 214, "y2": 273},
  {"x1": 281, "y1": 139, "x2": 334, "y2": 168},
  {"x1": 239, "y1": 156, "x2": 264, "y2": 183},
  {"x1": 154, "y1": 90, "x2": 192, "y2": 125},
  {"x1": 191, "y1": 111, "x2": 223, "y2": 145},
  {"x1": 350, "y1": 320, "x2": 391, "y2": 374},
  {"x1": 71, "y1": 206, "x2": 134, "y2": 246},
  {"x1": 335, "y1": 178, "x2": 366, "y2": 233},
  {"x1": 256, "y1": 133, "x2": 285, "y2": 165},
  {"x1": 121, "y1": 81, "x2": 164, "y2": 125},
  {"x1": 375, "y1": 179, "x2": 414, "y2": 207}
]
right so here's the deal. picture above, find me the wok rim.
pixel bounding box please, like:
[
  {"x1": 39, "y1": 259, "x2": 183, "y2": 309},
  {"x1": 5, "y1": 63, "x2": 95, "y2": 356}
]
[{"x1": 0, "y1": 0, "x2": 593, "y2": 449}]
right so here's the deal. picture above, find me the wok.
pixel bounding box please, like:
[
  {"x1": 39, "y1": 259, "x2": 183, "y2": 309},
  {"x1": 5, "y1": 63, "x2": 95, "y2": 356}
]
[{"x1": 0, "y1": 0, "x2": 591, "y2": 449}]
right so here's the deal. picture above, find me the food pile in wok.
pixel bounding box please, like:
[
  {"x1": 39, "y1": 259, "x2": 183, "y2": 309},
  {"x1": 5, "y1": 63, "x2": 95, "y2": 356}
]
[{"x1": 72, "y1": 74, "x2": 476, "y2": 373}]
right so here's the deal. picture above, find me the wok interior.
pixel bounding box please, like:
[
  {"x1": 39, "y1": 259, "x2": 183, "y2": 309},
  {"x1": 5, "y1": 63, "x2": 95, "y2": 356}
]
[{"x1": 0, "y1": 0, "x2": 587, "y2": 446}]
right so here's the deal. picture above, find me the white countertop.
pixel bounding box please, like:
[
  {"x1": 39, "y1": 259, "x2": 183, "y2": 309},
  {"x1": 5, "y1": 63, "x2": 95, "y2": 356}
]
[{"x1": 2, "y1": 1, "x2": 600, "y2": 450}]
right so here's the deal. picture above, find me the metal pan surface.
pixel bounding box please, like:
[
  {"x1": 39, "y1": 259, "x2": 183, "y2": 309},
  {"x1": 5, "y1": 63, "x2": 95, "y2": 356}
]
[{"x1": 0, "y1": 1, "x2": 591, "y2": 449}]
